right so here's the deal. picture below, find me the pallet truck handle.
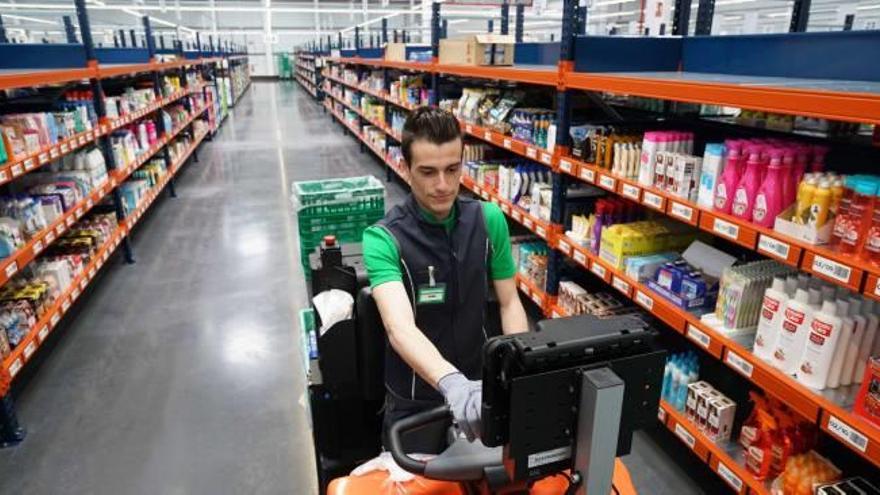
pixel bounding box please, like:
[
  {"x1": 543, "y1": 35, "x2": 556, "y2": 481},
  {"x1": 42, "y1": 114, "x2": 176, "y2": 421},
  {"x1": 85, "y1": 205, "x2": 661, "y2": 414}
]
[{"x1": 387, "y1": 405, "x2": 451, "y2": 475}]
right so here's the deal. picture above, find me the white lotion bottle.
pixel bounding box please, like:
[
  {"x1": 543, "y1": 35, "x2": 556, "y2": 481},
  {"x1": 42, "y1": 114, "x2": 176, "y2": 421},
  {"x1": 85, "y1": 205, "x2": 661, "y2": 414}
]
[
  {"x1": 853, "y1": 299, "x2": 878, "y2": 384},
  {"x1": 754, "y1": 276, "x2": 788, "y2": 361},
  {"x1": 797, "y1": 299, "x2": 842, "y2": 390},
  {"x1": 772, "y1": 288, "x2": 815, "y2": 375},
  {"x1": 827, "y1": 299, "x2": 854, "y2": 389},
  {"x1": 841, "y1": 298, "x2": 866, "y2": 387}
]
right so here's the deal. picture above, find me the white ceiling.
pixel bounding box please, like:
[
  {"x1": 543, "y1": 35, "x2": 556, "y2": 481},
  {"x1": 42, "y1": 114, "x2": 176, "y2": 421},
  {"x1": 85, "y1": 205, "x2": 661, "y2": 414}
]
[{"x1": 0, "y1": 0, "x2": 877, "y2": 49}]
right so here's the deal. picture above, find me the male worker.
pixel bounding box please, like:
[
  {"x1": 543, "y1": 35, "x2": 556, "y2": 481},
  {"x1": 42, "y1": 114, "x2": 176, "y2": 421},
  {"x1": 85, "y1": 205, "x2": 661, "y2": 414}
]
[{"x1": 363, "y1": 107, "x2": 528, "y2": 453}]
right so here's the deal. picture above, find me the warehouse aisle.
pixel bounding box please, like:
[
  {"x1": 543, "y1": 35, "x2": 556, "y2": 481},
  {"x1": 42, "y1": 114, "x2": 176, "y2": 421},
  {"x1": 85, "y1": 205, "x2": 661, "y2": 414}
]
[
  {"x1": 0, "y1": 82, "x2": 717, "y2": 494},
  {"x1": 0, "y1": 82, "x2": 354, "y2": 494}
]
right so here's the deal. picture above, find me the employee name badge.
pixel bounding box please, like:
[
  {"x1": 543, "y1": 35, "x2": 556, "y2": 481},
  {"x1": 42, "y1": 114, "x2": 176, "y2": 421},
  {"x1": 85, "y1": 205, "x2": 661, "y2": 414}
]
[{"x1": 417, "y1": 266, "x2": 446, "y2": 305}]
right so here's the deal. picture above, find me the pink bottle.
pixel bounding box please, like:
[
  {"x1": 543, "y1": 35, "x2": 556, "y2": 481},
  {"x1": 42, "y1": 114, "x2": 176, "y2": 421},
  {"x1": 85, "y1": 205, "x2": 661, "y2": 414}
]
[
  {"x1": 781, "y1": 148, "x2": 796, "y2": 208},
  {"x1": 732, "y1": 146, "x2": 763, "y2": 221},
  {"x1": 753, "y1": 149, "x2": 785, "y2": 227},
  {"x1": 811, "y1": 145, "x2": 829, "y2": 173},
  {"x1": 714, "y1": 140, "x2": 744, "y2": 214},
  {"x1": 794, "y1": 146, "x2": 811, "y2": 184}
]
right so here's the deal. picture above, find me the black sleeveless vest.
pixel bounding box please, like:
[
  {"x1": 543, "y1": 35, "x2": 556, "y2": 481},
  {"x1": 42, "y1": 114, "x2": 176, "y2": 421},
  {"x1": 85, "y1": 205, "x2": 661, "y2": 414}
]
[{"x1": 377, "y1": 194, "x2": 490, "y2": 401}]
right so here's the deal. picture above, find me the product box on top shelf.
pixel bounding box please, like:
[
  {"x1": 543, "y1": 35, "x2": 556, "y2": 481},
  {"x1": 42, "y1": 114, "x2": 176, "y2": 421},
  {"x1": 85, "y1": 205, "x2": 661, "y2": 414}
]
[
  {"x1": 773, "y1": 203, "x2": 833, "y2": 245},
  {"x1": 384, "y1": 43, "x2": 432, "y2": 62},
  {"x1": 438, "y1": 35, "x2": 515, "y2": 66}
]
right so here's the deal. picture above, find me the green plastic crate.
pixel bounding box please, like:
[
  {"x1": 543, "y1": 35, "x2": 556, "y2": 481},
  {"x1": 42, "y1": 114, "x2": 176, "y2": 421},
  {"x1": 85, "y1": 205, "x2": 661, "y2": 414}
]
[{"x1": 291, "y1": 176, "x2": 385, "y2": 277}]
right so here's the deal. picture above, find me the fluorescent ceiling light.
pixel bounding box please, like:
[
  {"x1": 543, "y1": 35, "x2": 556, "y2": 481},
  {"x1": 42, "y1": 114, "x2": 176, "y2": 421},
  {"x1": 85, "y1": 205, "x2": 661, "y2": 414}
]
[
  {"x1": 764, "y1": 11, "x2": 791, "y2": 18},
  {"x1": 857, "y1": 4, "x2": 880, "y2": 10},
  {"x1": 593, "y1": 0, "x2": 636, "y2": 6},
  {"x1": 445, "y1": 19, "x2": 468, "y2": 24}
]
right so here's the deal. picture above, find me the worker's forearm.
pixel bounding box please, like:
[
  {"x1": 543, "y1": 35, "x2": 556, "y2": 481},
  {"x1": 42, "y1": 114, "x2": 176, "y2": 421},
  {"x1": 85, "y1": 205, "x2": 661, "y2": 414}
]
[
  {"x1": 500, "y1": 300, "x2": 529, "y2": 335},
  {"x1": 387, "y1": 324, "x2": 458, "y2": 389}
]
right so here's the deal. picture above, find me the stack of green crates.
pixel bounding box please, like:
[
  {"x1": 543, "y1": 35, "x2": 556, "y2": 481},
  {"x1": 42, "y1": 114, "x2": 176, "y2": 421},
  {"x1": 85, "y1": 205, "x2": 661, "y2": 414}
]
[{"x1": 292, "y1": 175, "x2": 385, "y2": 278}]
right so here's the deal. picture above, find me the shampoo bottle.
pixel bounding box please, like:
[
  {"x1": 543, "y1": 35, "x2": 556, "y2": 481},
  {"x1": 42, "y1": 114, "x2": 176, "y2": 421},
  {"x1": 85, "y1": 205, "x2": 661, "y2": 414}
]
[
  {"x1": 840, "y1": 298, "x2": 866, "y2": 386},
  {"x1": 754, "y1": 276, "x2": 787, "y2": 361},
  {"x1": 698, "y1": 143, "x2": 726, "y2": 209},
  {"x1": 853, "y1": 299, "x2": 878, "y2": 384},
  {"x1": 638, "y1": 132, "x2": 659, "y2": 186},
  {"x1": 753, "y1": 149, "x2": 785, "y2": 228},
  {"x1": 772, "y1": 288, "x2": 815, "y2": 375},
  {"x1": 796, "y1": 300, "x2": 842, "y2": 390},
  {"x1": 827, "y1": 299, "x2": 854, "y2": 389}
]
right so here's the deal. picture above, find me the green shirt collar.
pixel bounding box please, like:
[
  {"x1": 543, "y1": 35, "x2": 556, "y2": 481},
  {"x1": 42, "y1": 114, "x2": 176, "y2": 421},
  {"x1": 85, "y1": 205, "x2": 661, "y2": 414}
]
[{"x1": 417, "y1": 202, "x2": 457, "y2": 233}]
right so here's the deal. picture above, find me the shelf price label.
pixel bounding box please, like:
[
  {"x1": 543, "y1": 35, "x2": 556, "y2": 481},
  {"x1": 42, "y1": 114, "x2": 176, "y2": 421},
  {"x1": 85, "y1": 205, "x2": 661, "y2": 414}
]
[
  {"x1": 540, "y1": 153, "x2": 552, "y2": 165},
  {"x1": 713, "y1": 217, "x2": 740, "y2": 241},
  {"x1": 483, "y1": 130, "x2": 492, "y2": 142},
  {"x1": 590, "y1": 261, "x2": 607, "y2": 280},
  {"x1": 4, "y1": 261, "x2": 18, "y2": 279},
  {"x1": 50, "y1": 313, "x2": 60, "y2": 327},
  {"x1": 526, "y1": 147, "x2": 538, "y2": 160},
  {"x1": 38, "y1": 152, "x2": 49, "y2": 164},
  {"x1": 465, "y1": 124, "x2": 473, "y2": 133},
  {"x1": 536, "y1": 225, "x2": 547, "y2": 239},
  {"x1": 24, "y1": 341, "x2": 37, "y2": 359},
  {"x1": 23, "y1": 158, "x2": 35, "y2": 171},
  {"x1": 519, "y1": 280, "x2": 530, "y2": 294},
  {"x1": 531, "y1": 293, "x2": 542, "y2": 306},
  {"x1": 827, "y1": 416, "x2": 868, "y2": 453},
  {"x1": 72, "y1": 287, "x2": 81, "y2": 300},
  {"x1": 62, "y1": 299, "x2": 71, "y2": 312},
  {"x1": 559, "y1": 159, "x2": 573, "y2": 174},
  {"x1": 686, "y1": 324, "x2": 711, "y2": 350},
  {"x1": 0, "y1": 171, "x2": 6, "y2": 182},
  {"x1": 757, "y1": 234, "x2": 791, "y2": 261},
  {"x1": 674, "y1": 423, "x2": 696, "y2": 450},
  {"x1": 523, "y1": 217, "x2": 535, "y2": 230},
  {"x1": 46, "y1": 231, "x2": 55, "y2": 243},
  {"x1": 635, "y1": 290, "x2": 654, "y2": 310},
  {"x1": 50, "y1": 147, "x2": 60, "y2": 159},
  {"x1": 669, "y1": 201, "x2": 695, "y2": 223},
  {"x1": 11, "y1": 164, "x2": 23, "y2": 177},
  {"x1": 612, "y1": 276, "x2": 630, "y2": 295},
  {"x1": 580, "y1": 168, "x2": 596, "y2": 183},
  {"x1": 811, "y1": 255, "x2": 852, "y2": 284},
  {"x1": 716, "y1": 462, "x2": 743, "y2": 492},
  {"x1": 501, "y1": 204, "x2": 510, "y2": 215},
  {"x1": 558, "y1": 240, "x2": 572, "y2": 256},
  {"x1": 573, "y1": 250, "x2": 588, "y2": 267},
  {"x1": 60, "y1": 143, "x2": 69, "y2": 154},
  {"x1": 8, "y1": 358, "x2": 23, "y2": 378},
  {"x1": 598, "y1": 175, "x2": 616, "y2": 191},
  {"x1": 724, "y1": 350, "x2": 754, "y2": 378},
  {"x1": 503, "y1": 138, "x2": 512, "y2": 149},
  {"x1": 37, "y1": 325, "x2": 49, "y2": 343},
  {"x1": 32, "y1": 240, "x2": 43, "y2": 256},
  {"x1": 643, "y1": 191, "x2": 663, "y2": 210},
  {"x1": 511, "y1": 210, "x2": 523, "y2": 222},
  {"x1": 657, "y1": 407, "x2": 666, "y2": 423},
  {"x1": 621, "y1": 183, "x2": 640, "y2": 201}
]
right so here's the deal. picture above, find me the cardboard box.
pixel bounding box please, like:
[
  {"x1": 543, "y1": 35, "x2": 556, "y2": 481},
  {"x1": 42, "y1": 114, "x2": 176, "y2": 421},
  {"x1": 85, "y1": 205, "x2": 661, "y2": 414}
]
[
  {"x1": 384, "y1": 43, "x2": 432, "y2": 62},
  {"x1": 707, "y1": 396, "x2": 736, "y2": 443},
  {"x1": 686, "y1": 381, "x2": 711, "y2": 423},
  {"x1": 385, "y1": 42, "x2": 407, "y2": 61},
  {"x1": 773, "y1": 204, "x2": 833, "y2": 245},
  {"x1": 439, "y1": 35, "x2": 516, "y2": 66}
]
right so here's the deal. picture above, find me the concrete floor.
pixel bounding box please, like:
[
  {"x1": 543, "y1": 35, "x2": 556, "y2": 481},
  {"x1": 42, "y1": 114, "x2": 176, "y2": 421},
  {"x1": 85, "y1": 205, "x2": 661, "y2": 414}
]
[{"x1": 0, "y1": 82, "x2": 725, "y2": 494}]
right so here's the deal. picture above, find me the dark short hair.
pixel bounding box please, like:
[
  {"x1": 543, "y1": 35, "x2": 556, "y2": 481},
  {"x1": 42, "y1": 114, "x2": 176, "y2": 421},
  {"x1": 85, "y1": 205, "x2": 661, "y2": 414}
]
[{"x1": 401, "y1": 107, "x2": 462, "y2": 167}]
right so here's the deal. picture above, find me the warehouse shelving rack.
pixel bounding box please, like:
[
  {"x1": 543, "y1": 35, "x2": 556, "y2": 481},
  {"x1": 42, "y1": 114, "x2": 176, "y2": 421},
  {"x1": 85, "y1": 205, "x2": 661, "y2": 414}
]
[
  {"x1": 301, "y1": 0, "x2": 880, "y2": 488},
  {"x1": 0, "y1": 0, "x2": 249, "y2": 447}
]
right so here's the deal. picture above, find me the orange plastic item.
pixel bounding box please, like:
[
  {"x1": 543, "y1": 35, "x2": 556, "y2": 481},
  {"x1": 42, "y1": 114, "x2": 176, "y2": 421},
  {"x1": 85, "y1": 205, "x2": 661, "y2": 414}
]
[
  {"x1": 328, "y1": 459, "x2": 637, "y2": 495},
  {"x1": 745, "y1": 408, "x2": 778, "y2": 480},
  {"x1": 779, "y1": 451, "x2": 841, "y2": 495}
]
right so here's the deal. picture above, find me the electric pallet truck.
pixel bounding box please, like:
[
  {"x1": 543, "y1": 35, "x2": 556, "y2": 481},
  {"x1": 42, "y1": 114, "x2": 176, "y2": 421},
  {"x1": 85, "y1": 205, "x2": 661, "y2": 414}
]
[{"x1": 326, "y1": 313, "x2": 666, "y2": 495}]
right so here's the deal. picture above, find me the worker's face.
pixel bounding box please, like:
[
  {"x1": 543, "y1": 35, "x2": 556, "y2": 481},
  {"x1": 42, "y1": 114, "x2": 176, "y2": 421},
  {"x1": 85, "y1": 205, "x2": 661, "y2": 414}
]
[{"x1": 405, "y1": 137, "x2": 463, "y2": 220}]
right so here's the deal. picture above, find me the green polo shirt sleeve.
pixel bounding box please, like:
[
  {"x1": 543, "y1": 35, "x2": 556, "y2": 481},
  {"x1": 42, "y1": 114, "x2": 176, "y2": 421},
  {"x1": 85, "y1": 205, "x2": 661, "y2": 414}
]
[
  {"x1": 362, "y1": 201, "x2": 517, "y2": 289},
  {"x1": 482, "y1": 202, "x2": 517, "y2": 280}
]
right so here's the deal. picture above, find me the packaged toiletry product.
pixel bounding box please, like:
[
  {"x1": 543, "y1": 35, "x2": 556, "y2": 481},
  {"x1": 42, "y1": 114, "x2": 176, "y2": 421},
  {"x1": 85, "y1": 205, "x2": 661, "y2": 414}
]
[
  {"x1": 732, "y1": 146, "x2": 764, "y2": 221},
  {"x1": 807, "y1": 178, "x2": 833, "y2": 228},
  {"x1": 753, "y1": 149, "x2": 785, "y2": 227},
  {"x1": 854, "y1": 300, "x2": 878, "y2": 384},
  {"x1": 796, "y1": 299, "x2": 842, "y2": 389},
  {"x1": 707, "y1": 395, "x2": 736, "y2": 443},
  {"x1": 685, "y1": 381, "x2": 710, "y2": 423},
  {"x1": 841, "y1": 298, "x2": 866, "y2": 386},
  {"x1": 827, "y1": 299, "x2": 854, "y2": 389},
  {"x1": 698, "y1": 143, "x2": 725, "y2": 209},
  {"x1": 854, "y1": 357, "x2": 880, "y2": 428},
  {"x1": 638, "y1": 132, "x2": 659, "y2": 186},
  {"x1": 837, "y1": 179, "x2": 875, "y2": 254},
  {"x1": 771, "y1": 288, "x2": 814, "y2": 374},
  {"x1": 714, "y1": 140, "x2": 743, "y2": 214},
  {"x1": 753, "y1": 276, "x2": 788, "y2": 361}
]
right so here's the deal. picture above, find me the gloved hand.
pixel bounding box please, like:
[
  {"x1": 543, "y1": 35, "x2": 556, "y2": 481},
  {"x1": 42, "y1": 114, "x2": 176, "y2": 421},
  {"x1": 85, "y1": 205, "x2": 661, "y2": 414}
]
[{"x1": 438, "y1": 372, "x2": 482, "y2": 442}]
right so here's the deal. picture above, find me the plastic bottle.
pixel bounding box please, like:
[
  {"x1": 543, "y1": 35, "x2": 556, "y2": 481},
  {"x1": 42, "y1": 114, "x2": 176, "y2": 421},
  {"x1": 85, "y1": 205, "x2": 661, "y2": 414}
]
[
  {"x1": 826, "y1": 299, "x2": 853, "y2": 388},
  {"x1": 754, "y1": 276, "x2": 788, "y2": 361},
  {"x1": 662, "y1": 355, "x2": 674, "y2": 401},
  {"x1": 796, "y1": 300, "x2": 842, "y2": 389},
  {"x1": 830, "y1": 176, "x2": 856, "y2": 249},
  {"x1": 638, "y1": 132, "x2": 659, "y2": 186},
  {"x1": 794, "y1": 175, "x2": 818, "y2": 225},
  {"x1": 772, "y1": 288, "x2": 815, "y2": 375},
  {"x1": 841, "y1": 298, "x2": 866, "y2": 386},
  {"x1": 854, "y1": 299, "x2": 878, "y2": 384},
  {"x1": 807, "y1": 178, "x2": 833, "y2": 228},
  {"x1": 714, "y1": 140, "x2": 743, "y2": 214},
  {"x1": 732, "y1": 146, "x2": 764, "y2": 221},
  {"x1": 861, "y1": 189, "x2": 880, "y2": 265},
  {"x1": 698, "y1": 143, "x2": 726, "y2": 209},
  {"x1": 781, "y1": 149, "x2": 797, "y2": 209},
  {"x1": 753, "y1": 149, "x2": 785, "y2": 228},
  {"x1": 838, "y1": 180, "x2": 876, "y2": 255}
]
